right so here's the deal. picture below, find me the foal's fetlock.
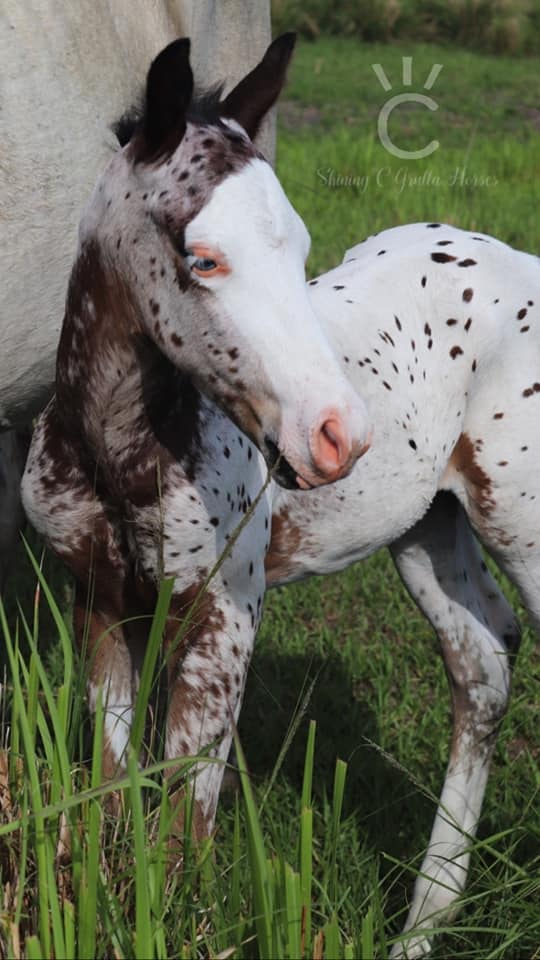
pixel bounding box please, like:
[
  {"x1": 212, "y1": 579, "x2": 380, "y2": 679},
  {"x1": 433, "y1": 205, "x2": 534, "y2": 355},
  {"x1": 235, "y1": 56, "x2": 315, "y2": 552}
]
[
  {"x1": 103, "y1": 786, "x2": 124, "y2": 822},
  {"x1": 165, "y1": 794, "x2": 214, "y2": 875}
]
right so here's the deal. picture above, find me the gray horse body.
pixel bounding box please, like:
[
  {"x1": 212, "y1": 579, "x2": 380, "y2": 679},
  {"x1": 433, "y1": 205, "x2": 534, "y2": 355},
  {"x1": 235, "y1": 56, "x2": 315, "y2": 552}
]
[
  {"x1": 0, "y1": 1, "x2": 271, "y2": 585},
  {"x1": 1, "y1": 0, "x2": 272, "y2": 429}
]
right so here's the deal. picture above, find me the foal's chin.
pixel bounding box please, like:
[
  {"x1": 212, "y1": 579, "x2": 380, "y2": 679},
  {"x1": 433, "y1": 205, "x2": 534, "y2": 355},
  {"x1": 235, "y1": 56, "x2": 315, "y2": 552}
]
[{"x1": 263, "y1": 439, "x2": 304, "y2": 490}]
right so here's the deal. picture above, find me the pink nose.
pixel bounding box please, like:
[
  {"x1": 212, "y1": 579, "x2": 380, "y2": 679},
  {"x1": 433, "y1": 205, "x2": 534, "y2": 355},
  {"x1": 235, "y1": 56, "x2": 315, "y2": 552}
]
[{"x1": 310, "y1": 408, "x2": 354, "y2": 481}]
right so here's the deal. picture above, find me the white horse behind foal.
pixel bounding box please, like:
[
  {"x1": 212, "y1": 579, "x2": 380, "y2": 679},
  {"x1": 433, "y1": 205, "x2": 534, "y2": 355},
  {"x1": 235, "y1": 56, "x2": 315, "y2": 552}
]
[
  {"x1": 0, "y1": 0, "x2": 273, "y2": 586},
  {"x1": 0, "y1": 0, "x2": 272, "y2": 429},
  {"x1": 270, "y1": 221, "x2": 539, "y2": 954}
]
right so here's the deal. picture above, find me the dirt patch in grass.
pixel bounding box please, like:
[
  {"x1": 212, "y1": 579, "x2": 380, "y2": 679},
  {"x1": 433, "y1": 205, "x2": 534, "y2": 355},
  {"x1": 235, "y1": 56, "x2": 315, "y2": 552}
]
[
  {"x1": 518, "y1": 105, "x2": 540, "y2": 131},
  {"x1": 279, "y1": 100, "x2": 324, "y2": 130}
]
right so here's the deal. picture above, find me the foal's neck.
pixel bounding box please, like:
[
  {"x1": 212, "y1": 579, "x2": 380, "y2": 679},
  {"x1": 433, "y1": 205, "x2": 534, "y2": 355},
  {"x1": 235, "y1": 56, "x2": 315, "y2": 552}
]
[
  {"x1": 55, "y1": 237, "x2": 205, "y2": 490},
  {"x1": 56, "y1": 239, "x2": 174, "y2": 453}
]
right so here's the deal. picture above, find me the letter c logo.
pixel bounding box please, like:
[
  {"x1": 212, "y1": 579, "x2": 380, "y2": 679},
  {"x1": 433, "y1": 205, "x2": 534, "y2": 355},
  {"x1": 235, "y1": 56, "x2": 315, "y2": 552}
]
[{"x1": 378, "y1": 93, "x2": 439, "y2": 160}]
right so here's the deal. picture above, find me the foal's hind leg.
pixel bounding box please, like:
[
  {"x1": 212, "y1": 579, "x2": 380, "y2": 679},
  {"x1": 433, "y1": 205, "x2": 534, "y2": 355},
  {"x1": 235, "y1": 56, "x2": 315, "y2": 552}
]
[{"x1": 389, "y1": 492, "x2": 520, "y2": 958}]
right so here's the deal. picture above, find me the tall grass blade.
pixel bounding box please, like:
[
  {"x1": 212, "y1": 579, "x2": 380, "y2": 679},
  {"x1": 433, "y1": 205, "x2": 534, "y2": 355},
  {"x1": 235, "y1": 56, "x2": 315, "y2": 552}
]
[
  {"x1": 323, "y1": 914, "x2": 340, "y2": 960},
  {"x1": 78, "y1": 693, "x2": 105, "y2": 959},
  {"x1": 300, "y1": 720, "x2": 316, "y2": 954},
  {"x1": 284, "y1": 863, "x2": 302, "y2": 959},
  {"x1": 330, "y1": 759, "x2": 347, "y2": 908},
  {"x1": 130, "y1": 577, "x2": 174, "y2": 758},
  {"x1": 233, "y1": 732, "x2": 273, "y2": 959},
  {"x1": 0, "y1": 598, "x2": 52, "y2": 957},
  {"x1": 300, "y1": 806, "x2": 313, "y2": 958},
  {"x1": 260, "y1": 672, "x2": 318, "y2": 812},
  {"x1": 63, "y1": 898, "x2": 75, "y2": 958},
  {"x1": 230, "y1": 793, "x2": 244, "y2": 950},
  {"x1": 360, "y1": 905, "x2": 374, "y2": 960},
  {"x1": 24, "y1": 936, "x2": 44, "y2": 960},
  {"x1": 301, "y1": 720, "x2": 316, "y2": 812},
  {"x1": 128, "y1": 748, "x2": 153, "y2": 960}
]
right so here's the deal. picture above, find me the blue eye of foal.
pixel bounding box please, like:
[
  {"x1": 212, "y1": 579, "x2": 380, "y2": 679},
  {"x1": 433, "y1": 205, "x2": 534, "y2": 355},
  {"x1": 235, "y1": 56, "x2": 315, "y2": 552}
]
[{"x1": 185, "y1": 251, "x2": 218, "y2": 273}]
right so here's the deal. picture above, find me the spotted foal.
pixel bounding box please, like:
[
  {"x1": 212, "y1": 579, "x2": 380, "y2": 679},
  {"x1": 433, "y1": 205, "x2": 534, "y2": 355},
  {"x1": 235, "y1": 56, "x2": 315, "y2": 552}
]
[
  {"x1": 21, "y1": 36, "x2": 368, "y2": 836},
  {"x1": 21, "y1": 42, "x2": 538, "y2": 960},
  {"x1": 266, "y1": 221, "x2": 539, "y2": 955}
]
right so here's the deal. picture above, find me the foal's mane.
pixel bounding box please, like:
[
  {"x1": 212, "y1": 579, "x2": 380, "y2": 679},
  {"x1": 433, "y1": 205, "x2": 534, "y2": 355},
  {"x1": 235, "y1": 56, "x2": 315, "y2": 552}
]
[{"x1": 113, "y1": 85, "x2": 225, "y2": 149}]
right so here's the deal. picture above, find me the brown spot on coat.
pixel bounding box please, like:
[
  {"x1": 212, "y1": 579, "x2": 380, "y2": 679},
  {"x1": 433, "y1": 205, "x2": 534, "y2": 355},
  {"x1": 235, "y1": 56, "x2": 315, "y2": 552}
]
[
  {"x1": 447, "y1": 433, "x2": 495, "y2": 519},
  {"x1": 431, "y1": 252, "x2": 457, "y2": 263},
  {"x1": 265, "y1": 508, "x2": 306, "y2": 586}
]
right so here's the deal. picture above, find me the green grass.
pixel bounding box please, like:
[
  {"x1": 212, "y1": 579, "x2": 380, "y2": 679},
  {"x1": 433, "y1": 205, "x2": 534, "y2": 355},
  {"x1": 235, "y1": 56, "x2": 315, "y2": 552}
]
[
  {"x1": 1, "y1": 36, "x2": 539, "y2": 959},
  {"x1": 276, "y1": 38, "x2": 540, "y2": 274}
]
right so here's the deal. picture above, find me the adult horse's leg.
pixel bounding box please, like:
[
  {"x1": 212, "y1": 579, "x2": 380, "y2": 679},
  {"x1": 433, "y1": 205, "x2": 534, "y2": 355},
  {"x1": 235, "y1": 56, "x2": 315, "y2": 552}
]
[
  {"x1": 0, "y1": 430, "x2": 28, "y2": 591},
  {"x1": 187, "y1": 0, "x2": 274, "y2": 161},
  {"x1": 389, "y1": 492, "x2": 520, "y2": 958}
]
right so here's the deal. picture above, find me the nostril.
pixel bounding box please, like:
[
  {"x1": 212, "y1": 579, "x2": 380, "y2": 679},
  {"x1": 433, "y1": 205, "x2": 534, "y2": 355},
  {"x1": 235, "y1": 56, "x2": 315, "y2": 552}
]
[
  {"x1": 319, "y1": 420, "x2": 342, "y2": 466},
  {"x1": 311, "y1": 414, "x2": 352, "y2": 475}
]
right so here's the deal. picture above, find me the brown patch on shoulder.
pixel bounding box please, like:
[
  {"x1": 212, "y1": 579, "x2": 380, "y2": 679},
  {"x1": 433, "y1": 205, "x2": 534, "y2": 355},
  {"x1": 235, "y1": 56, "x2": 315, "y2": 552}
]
[
  {"x1": 447, "y1": 433, "x2": 495, "y2": 519},
  {"x1": 265, "y1": 507, "x2": 306, "y2": 586}
]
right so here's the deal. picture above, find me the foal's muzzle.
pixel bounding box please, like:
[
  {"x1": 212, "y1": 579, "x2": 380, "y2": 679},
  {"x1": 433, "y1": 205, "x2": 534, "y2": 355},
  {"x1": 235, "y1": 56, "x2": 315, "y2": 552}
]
[{"x1": 263, "y1": 436, "x2": 302, "y2": 490}]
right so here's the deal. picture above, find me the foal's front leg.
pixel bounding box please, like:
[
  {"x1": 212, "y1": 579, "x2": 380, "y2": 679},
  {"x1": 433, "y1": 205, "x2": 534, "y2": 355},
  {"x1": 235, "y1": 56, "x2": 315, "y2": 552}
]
[
  {"x1": 163, "y1": 582, "x2": 259, "y2": 843},
  {"x1": 22, "y1": 408, "x2": 142, "y2": 781},
  {"x1": 73, "y1": 587, "x2": 145, "y2": 780},
  {"x1": 389, "y1": 492, "x2": 520, "y2": 957}
]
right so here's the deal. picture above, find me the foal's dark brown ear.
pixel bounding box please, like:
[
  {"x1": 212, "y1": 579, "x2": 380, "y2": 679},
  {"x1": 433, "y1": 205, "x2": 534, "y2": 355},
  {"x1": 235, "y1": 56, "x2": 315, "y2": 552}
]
[
  {"x1": 137, "y1": 38, "x2": 193, "y2": 162},
  {"x1": 221, "y1": 33, "x2": 296, "y2": 140}
]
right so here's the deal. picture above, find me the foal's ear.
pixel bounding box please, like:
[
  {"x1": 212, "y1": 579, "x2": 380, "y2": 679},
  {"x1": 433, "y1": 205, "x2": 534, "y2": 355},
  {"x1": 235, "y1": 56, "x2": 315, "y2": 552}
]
[
  {"x1": 221, "y1": 33, "x2": 296, "y2": 141},
  {"x1": 137, "y1": 38, "x2": 193, "y2": 161}
]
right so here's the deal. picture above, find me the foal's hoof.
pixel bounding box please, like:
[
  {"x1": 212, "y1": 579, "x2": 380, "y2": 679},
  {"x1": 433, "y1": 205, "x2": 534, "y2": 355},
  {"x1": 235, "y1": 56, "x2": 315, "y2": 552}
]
[
  {"x1": 220, "y1": 764, "x2": 240, "y2": 795},
  {"x1": 165, "y1": 796, "x2": 214, "y2": 875},
  {"x1": 103, "y1": 788, "x2": 123, "y2": 821},
  {"x1": 166, "y1": 832, "x2": 185, "y2": 874},
  {"x1": 390, "y1": 933, "x2": 432, "y2": 958}
]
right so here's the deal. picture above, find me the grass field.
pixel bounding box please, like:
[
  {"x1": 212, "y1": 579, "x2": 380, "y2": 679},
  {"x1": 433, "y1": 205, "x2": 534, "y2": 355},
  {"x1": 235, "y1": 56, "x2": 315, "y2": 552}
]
[{"x1": 1, "y1": 37, "x2": 540, "y2": 959}]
